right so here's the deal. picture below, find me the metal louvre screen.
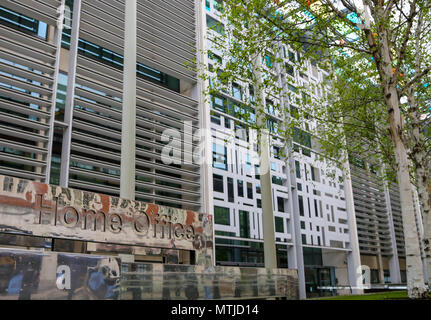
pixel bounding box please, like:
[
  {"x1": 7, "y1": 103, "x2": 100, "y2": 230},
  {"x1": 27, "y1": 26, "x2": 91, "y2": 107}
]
[
  {"x1": 0, "y1": 1, "x2": 61, "y2": 182},
  {"x1": 68, "y1": 0, "x2": 201, "y2": 210}
]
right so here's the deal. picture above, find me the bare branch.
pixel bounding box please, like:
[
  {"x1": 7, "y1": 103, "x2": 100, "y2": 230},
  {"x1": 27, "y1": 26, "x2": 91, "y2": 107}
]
[
  {"x1": 394, "y1": 0, "x2": 418, "y2": 81},
  {"x1": 399, "y1": 64, "x2": 431, "y2": 96}
]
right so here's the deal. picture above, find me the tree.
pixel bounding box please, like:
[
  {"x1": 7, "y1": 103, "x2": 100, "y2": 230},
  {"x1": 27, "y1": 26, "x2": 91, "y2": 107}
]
[{"x1": 202, "y1": 0, "x2": 431, "y2": 298}]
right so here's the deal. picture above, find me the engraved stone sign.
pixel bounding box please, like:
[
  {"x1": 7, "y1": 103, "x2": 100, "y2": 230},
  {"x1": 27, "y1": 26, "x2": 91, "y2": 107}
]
[{"x1": 0, "y1": 175, "x2": 213, "y2": 266}]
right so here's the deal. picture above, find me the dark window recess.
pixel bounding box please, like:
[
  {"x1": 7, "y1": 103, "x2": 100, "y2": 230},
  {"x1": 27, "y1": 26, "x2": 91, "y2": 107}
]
[
  {"x1": 256, "y1": 184, "x2": 261, "y2": 194},
  {"x1": 0, "y1": 6, "x2": 47, "y2": 39},
  {"x1": 303, "y1": 247, "x2": 323, "y2": 266},
  {"x1": 62, "y1": 31, "x2": 180, "y2": 92},
  {"x1": 224, "y1": 117, "x2": 231, "y2": 128},
  {"x1": 295, "y1": 161, "x2": 301, "y2": 178},
  {"x1": 227, "y1": 177, "x2": 234, "y2": 202},
  {"x1": 298, "y1": 195, "x2": 304, "y2": 216},
  {"x1": 215, "y1": 241, "x2": 264, "y2": 267},
  {"x1": 288, "y1": 50, "x2": 296, "y2": 62},
  {"x1": 272, "y1": 176, "x2": 283, "y2": 186},
  {"x1": 286, "y1": 63, "x2": 294, "y2": 77},
  {"x1": 213, "y1": 174, "x2": 224, "y2": 193},
  {"x1": 239, "y1": 210, "x2": 250, "y2": 238},
  {"x1": 213, "y1": 0, "x2": 224, "y2": 12},
  {"x1": 255, "y1": 165, "x2": 260, "y2": 180},
  {"x1": 214, "y1": 206, "x2": 230, "y2": 225},
  {"x1": 211, "y1": 111, "x2": 221, "y2": 125},
  {"x1": 276, "y1": 245, "x2": 289, "y2": 268},
  {"x1": 206, "y1": 15, "x2": 225, "y2": 35},
  {"x1": 237, "y1": 180, "x2": 244, "y2": 197},
  {"x1": 273, "y1": 146, "x2": 281, "y2": 159},
  {"x1": 247, "y1": 182, "x2": 253, "y2": 199},
  {"x1": 275, "y1": 217, "x2": 284, "y2": 233},
  {"x1": 49, "y1": 128, "x2": 64, "y2": 186},
  {"x1": 293, "y1": 127, "x2": 312, "y2": 157},
  {"x1": 277, "y1": 197, "x2": 285, "y2": 213}
]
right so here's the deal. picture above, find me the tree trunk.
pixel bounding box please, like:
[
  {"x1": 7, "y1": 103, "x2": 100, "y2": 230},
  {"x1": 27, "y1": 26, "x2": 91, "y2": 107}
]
[
  {"x1": 416, "y1": 171, "x2": 431, "y2": 285},
  {"x1": 363, "y1": 4, "x2": 428, "y2": 296},
  {"x1": 385, "y1": 84, "x2": 427, "y2": 299},
  {"x1": 410, "y1": 113, "x2": 431, "y2": 286},
  {"x1": 408, "y1": 8, "x2": 431, "y2": 287}
]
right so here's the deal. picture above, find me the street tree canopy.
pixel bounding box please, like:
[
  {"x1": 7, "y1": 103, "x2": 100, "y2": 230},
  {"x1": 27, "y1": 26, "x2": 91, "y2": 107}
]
[{"x1": 201, "y1": 0, "x2": 431, "y2": 299}]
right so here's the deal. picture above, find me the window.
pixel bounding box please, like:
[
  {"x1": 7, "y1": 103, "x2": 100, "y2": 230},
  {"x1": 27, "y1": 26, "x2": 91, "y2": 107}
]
[
  {"x1": 288, "y1": 84, "x2": 298, "y2": 93},
  {"x1": 232, "y1": 83, "x2": 242, "y2": 100},
  {"x1": 254, "y1": 165, "x2": 260, "y2": 180},
  {"x1": 384, "y1": 270, "x2": 391, "y2": 283},
  {"x1": 295, "y1": 161, "x2": 301, "y2": 178},
  {"x1": 266, "y1": 119, "x2": 278, "y2": 134},
  {"x1": 207, "y1": 15, "x2": 225, "y2": 35},
  {"x1": 245, "y1": 154, "x2": 252, "y2": 172},
  {"x1": 257, "y1": 199, "x2": 262, "y2": 208},
  {"x1": 311, "y1": 166, "x2": 320, "y2": 182},
  {"x1": 70, "y1": 34, "x2": 180, "y2": 91},
  {"x1": 211, "y1": 95, "x2": 225, "y2": 112},
  {"x1": 227, "y1": 177, "x2": 234, "y2": 202},
  {"x1": 303, "y1": 247, "x2": 323, "y2": 266},
  {"x1": 214, "y1": 0, "x2": 224, "y2": 12},
  {"x1": 277, "y1": 197, "x2": 285, "y2": 213},
  {"x1": 272, "y1": 176, "x2": 283, "y2": 186},
  {"x1": 235, "y1": 122, "x2": 248, "y2": 142},
  {"x1": 249, "y1": 85, "x2": 255, "y2": 103},
  {"x1": 273, "y1": 146, "x2": 281, "y2": 159},
  {"x1": 239, "y1": 210, "x2": 250, "y2": 238},
  {"x1": 266, "y1": 100, "x2": 275, "y2": 115},
  {"x1": 286, "y1": 63, "x2": 294, "y2": 77},
  {"x1": 224, "y1": 117, "x2": 231, "y2": 128},
  {"x1": 256, "y1": 184, "x2": 261, "y2": 194},
  {"x1": 0, "y1": 6, "x2": 48, "y2": 40},
  {"x1": 208, "y1": 51, "x2": 223, "y2": 65},
  {"x1": 237, "y1": 180, "x2": 244, "y2": 197},
  {"x1": 300, "y1": 221, "x2": 305, "y2": 229},
  {"x1": 214, "y1": 206, "x2": 230, "y2": 225},
  {"x1": 213, "y1": 143, "x2": 227, "y2": 170},
  {"x1": 350, "y1": 156, "x2": 365, "y2": 169},
  {"x1": 55, "y1": 73, "x2": 68, "y2": 121},
  {"x1": 50, "y1": 154, "x2": 61, "y2": 186},
  {"x1": 211, "y1": 111, "x2": 221, "y2": 125},
  {"x1": 275, "y1": 217, "x2": 284, "y2": 233},
  {"x1": 247, "y1": 182, "x2": 253, "y2": 199},
  {"x1": 213, "y1": 174, "x2": 224, "y2": 192},
  {"x1": 288, "y1": 50, "x2": 296, "y2": 62},
  {"x1": 264, "y1": 54, "x2": 274, "y2": 68},
  {"x1": 298, "y1": 195, "x2": 304, "y2": 216},
  {"x1": 293, "y1": 128, "x2": 312, "y2": 149}
]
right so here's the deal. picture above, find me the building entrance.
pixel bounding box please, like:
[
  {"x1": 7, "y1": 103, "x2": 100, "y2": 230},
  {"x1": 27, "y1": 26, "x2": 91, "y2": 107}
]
[{"x1": 304, "y1": 266, "x2": 336, "y2": 298}]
